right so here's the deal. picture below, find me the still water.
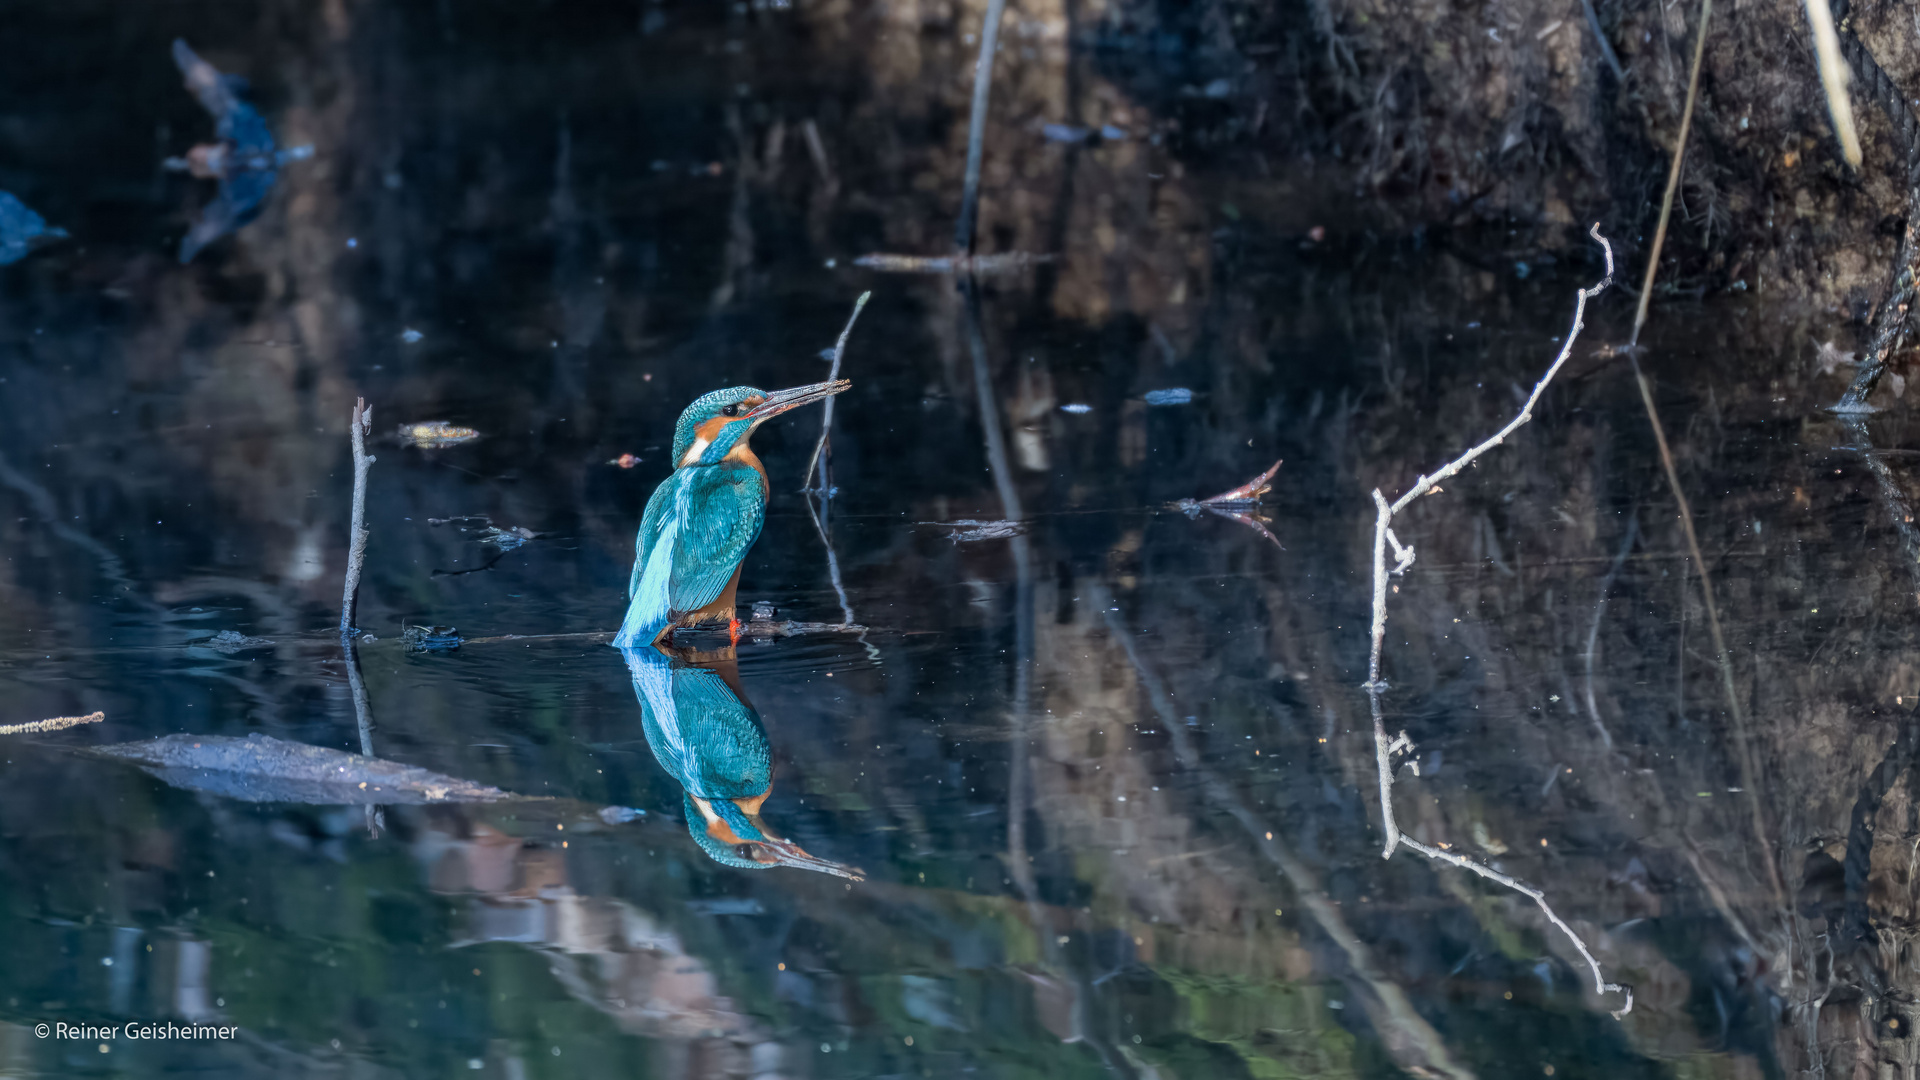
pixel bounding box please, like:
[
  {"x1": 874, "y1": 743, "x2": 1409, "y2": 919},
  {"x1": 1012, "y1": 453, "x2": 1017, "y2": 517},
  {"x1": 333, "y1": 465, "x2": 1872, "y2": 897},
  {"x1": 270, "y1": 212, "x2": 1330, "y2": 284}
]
[{"x1": 3, "y1": 1, "x2": 1917, "y2": 1077}]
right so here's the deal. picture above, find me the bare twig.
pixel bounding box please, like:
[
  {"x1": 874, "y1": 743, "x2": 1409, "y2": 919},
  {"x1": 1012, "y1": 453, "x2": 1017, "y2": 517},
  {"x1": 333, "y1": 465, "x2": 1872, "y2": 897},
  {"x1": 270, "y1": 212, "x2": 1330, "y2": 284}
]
[
  {"x1": 803, "y1": 291, "x2": 871, "y2": 494},
  {"x1": 339, "y1": 398, "x2": 379, "y2": 828},
  {"x1": 1361, "y1": 224, "x2": 1629, "y2": 1016},
  {"x1": 340, "y1": 398, "x2": 375, "y2": 643},
  {"x1": 954, "y1": 0, "x2": 1010, "y2": 256},
  {"x1": 1179, "y1": 459, "x2": 1284, "y2": 509},
  {"x1": 1630, "y1": 0, "x2": 1713, "y2": 347},
  {"x1": 0, "y1": 711, "x2": 104, "y2": 736},
  {"x1": 1804, "y1": 0, "x2": 1864, "y2": 168}
]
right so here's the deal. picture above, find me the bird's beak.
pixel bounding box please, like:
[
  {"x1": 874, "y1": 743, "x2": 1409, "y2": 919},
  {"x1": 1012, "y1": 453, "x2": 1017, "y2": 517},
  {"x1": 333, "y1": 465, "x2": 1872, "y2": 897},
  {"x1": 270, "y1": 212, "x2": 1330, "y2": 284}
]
[
  {"x1": 755, "y1": 837, "x2": 866, "y2": 881},
  {"x1": 744, "y1": 379, "x2": 850, "y2": 422}
]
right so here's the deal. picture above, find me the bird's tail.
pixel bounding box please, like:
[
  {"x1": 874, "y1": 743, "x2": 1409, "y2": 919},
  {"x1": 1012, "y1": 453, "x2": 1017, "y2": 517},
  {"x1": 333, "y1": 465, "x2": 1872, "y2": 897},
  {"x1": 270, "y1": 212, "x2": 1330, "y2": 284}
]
[{"x1": 612, "y1": 517, "x2": 679, "y2": 648}]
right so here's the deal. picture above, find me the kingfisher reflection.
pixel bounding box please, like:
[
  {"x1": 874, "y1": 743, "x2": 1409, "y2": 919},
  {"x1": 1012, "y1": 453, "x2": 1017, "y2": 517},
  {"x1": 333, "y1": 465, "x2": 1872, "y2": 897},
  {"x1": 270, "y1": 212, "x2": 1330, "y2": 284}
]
[{"x1": 620, "y1": 646, "x2": 863, "y2": 880}]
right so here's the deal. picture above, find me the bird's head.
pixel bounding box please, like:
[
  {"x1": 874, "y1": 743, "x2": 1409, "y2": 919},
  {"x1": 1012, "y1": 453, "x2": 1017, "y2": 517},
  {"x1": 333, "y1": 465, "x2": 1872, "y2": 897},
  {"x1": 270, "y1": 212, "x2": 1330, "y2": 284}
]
[
  {"x1": 670, "y1": 381, "x2": 850, "y2": 469},
  {"x1": 684, "y1": 794, "x2": 865, "y2": 880}
]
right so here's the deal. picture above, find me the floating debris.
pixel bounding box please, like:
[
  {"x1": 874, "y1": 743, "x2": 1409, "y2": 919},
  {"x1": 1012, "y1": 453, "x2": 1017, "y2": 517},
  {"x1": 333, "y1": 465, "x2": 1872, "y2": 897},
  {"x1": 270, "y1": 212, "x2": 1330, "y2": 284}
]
[
  {"x1": 1060, "y1": 403, "x2": 1093, "y2": 414},
  {"x1": 90, "y1": 733, "x2": 522, "y2": 805},
  {"x1": 1040, "y1": 122, "x2": 1128, "y2": 144},
  {"x1": 165, "y1": 40, "x2": 313, "y2": 263},
  {"x1": 608, "y1": 453, "x2": 643, "y2": 469},
  {"x1": 395, "y1": 421, "x2": 481, "y2": 449},
  {"x1": 0, "y1": 711, "x2": 103, "y2": 737},
  {"x1": 853, "y1": 251, "x2": 1054, "y2": 275},
  {"x1": 400, "y1": 328, "x2": 425, "y2": 344},
  {"x1": 598, "y1": 806, "x2": 647, "y2": 824},
  {"x1": 929, "y1": 519, "x2": 1027, "y2": 542},
  {"x1": 478, "y1": 525, "x2": 536, "y2": 551},
  {"x1": 427, "y1": 515, "x2": 537, "y2": 550},
  {"x1": 1815, "y1": 340, "x2": 1856, "y2": 375},
  {"x1": 199, "y1": 630, "x2": 274, "y2": 653},
  {"x1": 1175, "y1": 459, "x2": 1284, "y2": 514},
  {"x1": 1144, "y1": 387, "x2": 1194, "y2": 406},
  {"x1": 751, "y1": 600, "x2": 777, "y2": 621},
  {"x1": 1174, "y1": 460, "x2": 1285, "y2": 550},
  {"x1": 0, "y1": 191, "x2": 68, "y2": 266},
  {"x1": 402, "y1": 625, "x2": 464, "y2": 651}
]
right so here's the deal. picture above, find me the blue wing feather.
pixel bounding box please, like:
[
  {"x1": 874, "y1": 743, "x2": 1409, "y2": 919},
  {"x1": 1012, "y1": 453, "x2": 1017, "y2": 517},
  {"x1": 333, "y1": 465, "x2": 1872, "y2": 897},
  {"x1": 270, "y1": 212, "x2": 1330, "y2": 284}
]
[
  {"x1": 613, "y1": 464, "x2": 764, "y2": 647},
  {"x1": 668, "y1": 465, "x2": 766, "y2": 615}
]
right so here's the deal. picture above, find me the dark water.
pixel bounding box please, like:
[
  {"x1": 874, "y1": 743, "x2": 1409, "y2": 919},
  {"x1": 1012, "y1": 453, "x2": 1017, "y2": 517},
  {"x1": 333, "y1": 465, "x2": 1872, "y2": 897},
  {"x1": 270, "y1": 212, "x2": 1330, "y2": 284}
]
[{"x1": 7, "y1": 3, "x2": 1920, "y2": 1078}]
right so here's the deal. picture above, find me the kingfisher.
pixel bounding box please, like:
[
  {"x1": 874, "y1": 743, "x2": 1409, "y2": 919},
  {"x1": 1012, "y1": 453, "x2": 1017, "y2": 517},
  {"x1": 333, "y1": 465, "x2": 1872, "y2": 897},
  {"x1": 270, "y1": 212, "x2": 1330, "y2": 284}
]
[
  {"x1": 621, "y1": 645, "x2": 863, "y2": 879},
  {"x1": 614, "y1": 381, "x2": 849, "y2": 649}
]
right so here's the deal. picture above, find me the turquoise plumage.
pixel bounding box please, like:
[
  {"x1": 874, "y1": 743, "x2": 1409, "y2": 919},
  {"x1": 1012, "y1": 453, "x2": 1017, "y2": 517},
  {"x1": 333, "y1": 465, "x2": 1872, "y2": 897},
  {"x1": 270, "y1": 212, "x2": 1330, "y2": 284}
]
[
  {"x1": 613, "y1": 381, "x2": 848, "y2": 649},
  {"x1": 620, "y1": 645, "x2": 861, "y2": 878}
]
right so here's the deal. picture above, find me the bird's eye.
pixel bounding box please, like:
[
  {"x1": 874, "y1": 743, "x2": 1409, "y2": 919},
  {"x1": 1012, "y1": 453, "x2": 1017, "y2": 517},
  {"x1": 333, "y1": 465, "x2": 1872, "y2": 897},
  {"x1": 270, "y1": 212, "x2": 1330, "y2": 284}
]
[
  {"x1": 722, "y1": 404, "x2": 740, "y2": 417},
  {"x1": 735, "y1": 844, "x2": 756, "y2": 859}
]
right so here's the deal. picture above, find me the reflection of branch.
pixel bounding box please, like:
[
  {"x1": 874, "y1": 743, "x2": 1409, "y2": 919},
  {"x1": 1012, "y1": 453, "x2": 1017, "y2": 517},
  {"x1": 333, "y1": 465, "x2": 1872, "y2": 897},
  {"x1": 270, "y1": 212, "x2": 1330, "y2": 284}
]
[
  {"x1": 803, "y1": 291, "x2": 871, "y2": 494},
  {"x1": 1581, "y1": 509, "x2": 1637, "y2": 750},
  {"x1": 0, "y1": 711, "x2": 104, "y2": 736},
  {"x1": 1632, "y1": 363, "x2": 1783, "y2": 906},
  {"x1": 1091, "y1": 581, "x2": 1476, "y2": 1080},
  {"x1": 1844, "y1": 413, "x2": 1920, "y2": 601},
  {"x1": 1362, "y1": 225, "x2": 1630, "y2": 1017}
]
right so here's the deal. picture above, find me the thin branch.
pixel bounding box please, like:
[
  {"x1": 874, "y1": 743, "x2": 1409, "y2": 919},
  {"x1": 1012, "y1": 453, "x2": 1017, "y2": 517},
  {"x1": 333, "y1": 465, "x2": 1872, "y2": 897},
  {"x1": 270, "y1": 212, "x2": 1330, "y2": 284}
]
[
  {"x1": 803, "y1": 292, "x2": 871, "y2": 494},
  {"x1": 1630, "y1": 0, "x2": 1713, "y2": 347},
  {"x1": 340, "y1": 398, "x2": 374, "y2": 643},
  {"x1": 1382, "y1": 225, "x2": 1615, "y2": 521},
  {"x1": 1361, "y1": 224, "x2": 1629, "y2": 1016},
  {"x1": 954, "y1": 0, "x2": 1011, "y2": 256}
]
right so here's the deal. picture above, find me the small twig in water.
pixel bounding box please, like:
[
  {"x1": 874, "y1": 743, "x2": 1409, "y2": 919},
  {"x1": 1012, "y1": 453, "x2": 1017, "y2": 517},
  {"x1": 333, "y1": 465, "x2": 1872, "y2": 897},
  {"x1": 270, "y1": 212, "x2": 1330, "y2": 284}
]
[
  {"x1": 1176, "y1": 459, "x2": 1284, "y2": 511},
  {"x1": 340, "y1": 398, "x2": 375, "y2": 642},
  {"x1": 803, "y1": 291, "x2": 871, "y2": 494},
  {"x1": 339, "y1": 399, "x2": 379, "y2": 808},
  {"x1": 0, "y1": 711, "x2": 104, "y2": 736},
  {"x1": 1361, "y1": 224, "x2": 1630, "y2": 1016}
]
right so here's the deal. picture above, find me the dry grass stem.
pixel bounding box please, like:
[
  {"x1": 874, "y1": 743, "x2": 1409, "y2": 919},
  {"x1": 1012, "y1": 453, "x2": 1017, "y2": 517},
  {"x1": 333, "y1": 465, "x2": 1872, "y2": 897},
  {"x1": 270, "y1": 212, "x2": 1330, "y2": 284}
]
[
  {"x1": 0, "y1": 711, "x2": 104, "y2": 736},
  {"x1": 1805, "y1": 0, "x2": 1864, "y2": 168},
  {"x1": 1362, "y1": 223, "x2": 1629, "y2": 1016},
  {"x1": 1631, "y1": 0, "x2": 1714, "y2": 345},
  {"x1": 803, "y1": 291, "x2": 871, "y2": 493}
]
